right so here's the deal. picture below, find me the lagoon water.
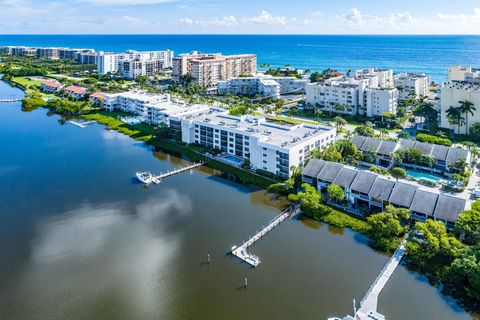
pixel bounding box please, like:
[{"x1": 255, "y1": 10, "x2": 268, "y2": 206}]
[
  {"x1": 2, "y1": 34, "x2": 480, "y2": 82},
  {"x1": 0, "y1": 80, "x2": 473, "y2": 319}
]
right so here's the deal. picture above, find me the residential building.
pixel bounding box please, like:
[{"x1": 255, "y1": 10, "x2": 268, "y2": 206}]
[
  {"x1": 181, "y1": 110, "x2": 336, "y2": 178},
  {"x1": 350, "y1": 135, "x2": 471, "y2": 173},
  {"x1": 40, "y1": 80, "x2": 64, "y2": 93},
  {"x1": 96, "y1": 50, "x2": 174, "y2": 77},
  {"x1": 440, "y1": 80, "x2": 480, "y2": 134},
  {"x1": 217, "y1": 75, "x2": 308, "y2": 99},
  {"x1": 172, "y1": 51, "x2": 257, "y2": 90},
  {"x1": 37, "y1": 47, "x2": 62, "y2": 59},
  {"x1": 347, "y1": 68, "x2": 394, "y2": 87},
  {"x1": 306, "y1": 76, "x2": 398, "y2": 117},
  {"x1": 89, "y1": 92, "x2": 105, "y2": 105},
  {"x1": 394, "y1": 73, "x2": 430, "y2": 100},
  {"x1": 103, "y1": 92, "x2": 209, "y2": 126},
  {"x1": 64, "y1": 86, "x2": 87, "y2": 100},
  {"x1": 364, "y1": 87, "x2": 398, "y2": 117},
  {"x1": 301, "y1": 159, "x2": 467, "y2": 227},
  {"x1": 448, "y1": 65, "x2": 480, "y2": 82}
]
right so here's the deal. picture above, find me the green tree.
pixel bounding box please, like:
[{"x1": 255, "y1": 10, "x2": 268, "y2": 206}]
[
  {"x1": 384, "y1": 205, "x2": 411, "y2": 224},
  {"x1": 367, "y1": 213, "x2": 404, "y2": 251},
  {"x1": 297, "y1": 183, "x2": 322, "y2": 217},
  {"x1": 135, "y1": 75, "x2": 149, "y2": 89},
  {"x1": 458, "y1": 100, "x2": 476, "y2": 134},
  {"x1": 446, "y1": 245, "x2": 480, "y2": 302},
  {"x1": 334, "y1": 116, "x2": 347, "y2": 130},
  {"x1": 390, "y1": 167, "x2": 407, "y2": 181},
  {"x1": 406, "y1": 220, "x2": 462, "y2": 274},
  {"x1": 455, "y1": 208, "x2": 480, "y2": 245},
  {"x1": 334, "y1": 103, "x2": 348, "y2": 115},
  {"x1": 470, "y1": 122, "x2": 480, "y2": 137},
  {"x1": 327, "y1": 184, "x2": 344, "y2": 203},
  {"x1": 354, "y1": 125, "x2": 375, "y2": 137}
]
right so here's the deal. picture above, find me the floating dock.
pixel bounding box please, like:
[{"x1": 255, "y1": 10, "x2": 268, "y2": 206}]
[{"x1": 231, "y1": 203, "x2": 300, "y2": 267}]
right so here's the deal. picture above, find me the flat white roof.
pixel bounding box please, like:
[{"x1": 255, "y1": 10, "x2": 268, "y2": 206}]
[{"x1": 187, "y1": 109, "x2": 334, "y2": 148}]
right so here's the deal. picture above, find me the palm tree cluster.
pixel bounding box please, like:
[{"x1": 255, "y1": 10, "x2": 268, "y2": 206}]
[{"x1": 446, "y1": 100, "x2": 476, "y2": 135}]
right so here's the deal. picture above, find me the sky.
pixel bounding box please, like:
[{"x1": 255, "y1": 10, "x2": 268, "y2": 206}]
[{"x1": 1, "y1": 0, "x2": 480, "y2": 34}]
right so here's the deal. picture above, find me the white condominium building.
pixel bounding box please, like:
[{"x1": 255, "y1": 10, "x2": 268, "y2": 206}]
[
  {"x1": 364, "y1": 87, "x2": 399, "y2": 117},
  {"x1": 440, "y1": 81, "x2": 480, "y2": 134},
  {"x1": 172, "y1": 51, "x2": 257, "y2": 90},
  {"x1": 103, "y1": 91, "x2": 336, "y2": 178},
  {"x1": 217, "y1": 75, "x2": 308, "y2": 99},
  {"x1": 448, "y1": 65, "x2": 480, "y2": 83},
  {"x1": 103, "y1": 91, "x2": 209, "y2": 126},
  {"x1": 348, "y1": 68, "x2": 394, "y2": 88},
  {"x1": 97, "y1": 50, "x2": 174, "y2": 78},
  {"x1": 181, "y1": 109, "x2": 336, "y2": 178},
  {"x1": 306, "y1": 76, "x2": 398, "y2": 117},
  {"x1": 393, "y1": 73, "x2": 430, "y2": 100}
]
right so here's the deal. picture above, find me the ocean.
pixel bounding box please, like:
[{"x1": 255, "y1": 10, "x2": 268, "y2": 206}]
[{"x1": 1, "y1": 34, "x2": 480, "y2": 82}]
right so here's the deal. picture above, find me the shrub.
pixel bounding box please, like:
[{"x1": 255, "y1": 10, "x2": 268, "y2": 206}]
[{"x1": 416, "y1": 133, "x2": 452, "y2": 146}]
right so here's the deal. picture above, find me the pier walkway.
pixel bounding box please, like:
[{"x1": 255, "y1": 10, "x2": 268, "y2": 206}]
[
  {"x1": 356, "y1": 238, "x2": 408, "y2": 319},
  {"x1": 68, "y1": 120, "x2": 95, "y2": 128},
  {"x1": 0, "y1": 98, "x2": 23, "y2": 103},
  {"x1": 231, "y1": 203, "x2": 301, "y2": 267},
  {"x1": 154, "y1": 162, "x2": 205, "y2": 181}
]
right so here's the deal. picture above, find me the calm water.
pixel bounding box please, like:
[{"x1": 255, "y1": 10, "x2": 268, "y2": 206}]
[
  {"x1": 1, "y1": 34, "x2": 480, "y2": 82},
  {"x1": 0, "y1": 80, "x2": 472, "y2": 319}
]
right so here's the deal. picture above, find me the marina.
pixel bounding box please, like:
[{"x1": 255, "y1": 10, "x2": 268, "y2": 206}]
[{"x1": 230, "y1": 203, "x2": 301, "y2": 267}]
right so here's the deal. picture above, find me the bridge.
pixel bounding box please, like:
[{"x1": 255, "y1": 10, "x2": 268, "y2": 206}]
[{"x1": 230, "y1": 203, "x2": 300, "y2": 267}]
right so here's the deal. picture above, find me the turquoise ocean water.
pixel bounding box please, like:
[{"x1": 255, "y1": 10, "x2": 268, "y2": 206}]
[{"x1": 1, "y1": 34, "x2": 480, "y2": 82}]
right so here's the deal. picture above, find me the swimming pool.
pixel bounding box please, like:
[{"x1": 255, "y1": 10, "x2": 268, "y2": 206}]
[
  {"x1": 220, "y1": 155, "x2": 244, "y2": 166},
  {"x1": 407, "y1": 170, "x2": 443, "y2": 184}
]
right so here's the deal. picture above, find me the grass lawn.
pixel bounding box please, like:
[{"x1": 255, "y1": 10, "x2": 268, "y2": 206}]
[
  {"x1": 268, "y1": 115, "x2": 318, "y2": 125},
  {"x1": 11, "y1": 76, "x2": 43, "y2": 88}
]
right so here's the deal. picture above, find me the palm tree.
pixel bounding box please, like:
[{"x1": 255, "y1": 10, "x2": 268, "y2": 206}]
[
  {"x1": 446, "y1": 106, "x2": 462, "y2": 136},
  {"x1": 334, "y1": 116, "x2": 346, "y2": 130},
  {"x1": 458, "y1": 100, "x2": 476, "y2": 134}
]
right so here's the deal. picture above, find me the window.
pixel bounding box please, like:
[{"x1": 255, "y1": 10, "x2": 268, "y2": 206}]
[
  {"x1": 263, "y1": 160, "x2": 267, "y2": 164},
  {"x1": 263, "y1": 153, "x2": 267, "y2": 157}
]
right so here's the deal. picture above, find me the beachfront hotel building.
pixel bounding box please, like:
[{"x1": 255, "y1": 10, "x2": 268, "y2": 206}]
[
  {"x1": 301, "y1": 159, "x2": 467, "y2": 227},
  {"x1": 393, "y1": 73, "x2": 430, "y2": 100},
  {"x1": 217, "y1": 75, "x2": 308, "y2": 99},
  {"x1": 306, "y1": 75, "x2": 398, "y2": 117},
  {"x1": 439, "y1": 66, "x2": 480, "y2": 134},
  {"x1": 172, "y1": 51, "x2": 257, "y2": 90},
  {"x1": 180, "y1": 109, "x2": 336, "y2": 178},
  {"x1": 96, "y1": 50, "x2": 174, "y2": 78}
]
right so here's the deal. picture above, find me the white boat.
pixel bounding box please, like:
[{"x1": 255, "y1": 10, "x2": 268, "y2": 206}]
[{"x1": 136, "y1": 172, "x2": 153, "y2": 184}]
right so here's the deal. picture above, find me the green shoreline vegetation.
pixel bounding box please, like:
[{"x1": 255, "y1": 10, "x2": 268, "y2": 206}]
[{"x1": 1, "y1": 55, "x2": 479, "y2": 314}]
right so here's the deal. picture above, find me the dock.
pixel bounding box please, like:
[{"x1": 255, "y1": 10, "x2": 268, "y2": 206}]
[
  {"x1": 68, "y1": 120, "x2": 95, "y2": 128},
  {"x1": 137, "y1": 162, "x2": 205, "y2": 185},
  {"x1": 0, "y1": 98, "x2": 23, "y2": 103},
  {"x1": 231, "y1": 203, "x2": 300, "y2": 267},
  {"x1": 355, "y1": 238, "x2": 408, "y2": 319}
]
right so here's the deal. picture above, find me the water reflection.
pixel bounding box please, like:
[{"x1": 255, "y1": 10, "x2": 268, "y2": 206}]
[{"x1": 8, "y1": 190, "x2": 190, "y2": 319}]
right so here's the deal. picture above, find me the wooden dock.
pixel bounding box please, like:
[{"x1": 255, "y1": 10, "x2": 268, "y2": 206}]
[
  {"x1": 231, "y1": 203, "x2": 300, "y2": 267},
  {"x1": 0, "y1": 98, "x2": 23, "y2": 103},
  {"x1": 153, "y1": 162, "x2": 205, "y2": 181},
  {"x1": 356, "y1": 238, "x2": 408, "y2": 319},
  {"x1": 68, "y1": 120, "x2": 95, "y2": 128}
]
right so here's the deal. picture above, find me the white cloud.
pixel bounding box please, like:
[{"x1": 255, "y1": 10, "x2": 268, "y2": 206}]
[
  {"x1": 179, "y1": 15, "x2": 237, "y2": 27},
  {"x1": 179, "y1": 10, "x2": 289, "y2": 28},
  {"x1": 341, "y1": 8, "x2": 364, "y2": 26},
  {"x1": 241, "y1": 10, "x2": 287, "y2": 25},
  {"x1": 79, "y1": 0, "x2": 175, "y2": 5}
]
